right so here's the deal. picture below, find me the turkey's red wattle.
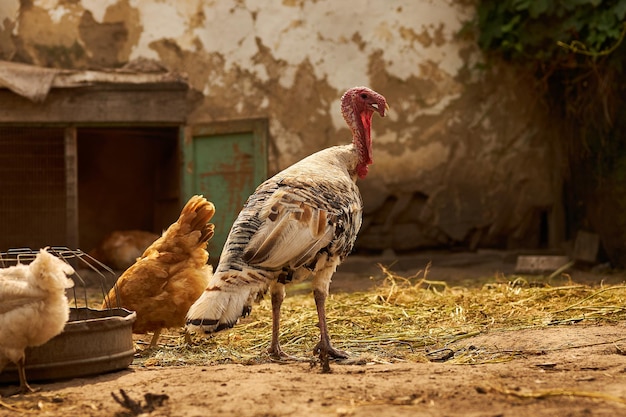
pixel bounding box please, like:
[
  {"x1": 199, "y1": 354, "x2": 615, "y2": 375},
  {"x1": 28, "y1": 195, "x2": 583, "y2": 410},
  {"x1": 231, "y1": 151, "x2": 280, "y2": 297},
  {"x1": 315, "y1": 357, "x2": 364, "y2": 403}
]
[{"x1": 356, "y1": 110, "x2": 374, "y2": 179}]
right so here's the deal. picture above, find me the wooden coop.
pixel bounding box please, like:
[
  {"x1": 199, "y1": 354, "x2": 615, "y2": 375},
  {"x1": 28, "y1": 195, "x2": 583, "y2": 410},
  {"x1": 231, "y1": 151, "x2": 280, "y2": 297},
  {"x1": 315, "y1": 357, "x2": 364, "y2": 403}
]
[{"x1": 0, "y1": 61, "x2": 267, "y2": 261}]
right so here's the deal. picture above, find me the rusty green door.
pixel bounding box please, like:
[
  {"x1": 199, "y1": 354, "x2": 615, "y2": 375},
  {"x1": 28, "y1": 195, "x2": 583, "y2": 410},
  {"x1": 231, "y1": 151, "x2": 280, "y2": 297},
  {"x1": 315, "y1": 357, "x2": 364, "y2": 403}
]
[{"x1": 182, "y1": 119, "x2": 268, "y2": 260}]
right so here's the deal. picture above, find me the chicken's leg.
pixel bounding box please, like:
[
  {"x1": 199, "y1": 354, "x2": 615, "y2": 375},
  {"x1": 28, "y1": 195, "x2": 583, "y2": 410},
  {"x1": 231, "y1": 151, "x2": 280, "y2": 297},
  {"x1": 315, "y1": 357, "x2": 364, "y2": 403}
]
[
  {"x1": 17, "y1": 357, "x2": 34, "y2": 394},
  {"x1": 184, "y1": 329, "x2": 192, "y2": 345},
  {"x1": 149, "y1": 328, "x2": 162, "y2": 347}
]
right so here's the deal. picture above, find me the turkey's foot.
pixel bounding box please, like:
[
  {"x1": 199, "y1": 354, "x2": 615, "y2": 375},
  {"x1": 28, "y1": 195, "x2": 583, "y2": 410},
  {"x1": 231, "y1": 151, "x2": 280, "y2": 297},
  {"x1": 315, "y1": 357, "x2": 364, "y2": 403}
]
[
  {"x1": 319, "y1": 349, "x2": 331, "y2": 374},
  {"x1": 314, "y1": 341, "x2": 348, "y2": 373},
  {"x1": 267, "y1": 345, "x2": 307, "y2": 362},
  {"x1": 313, "y1": 341, "x2": 349, "y2": 359}
]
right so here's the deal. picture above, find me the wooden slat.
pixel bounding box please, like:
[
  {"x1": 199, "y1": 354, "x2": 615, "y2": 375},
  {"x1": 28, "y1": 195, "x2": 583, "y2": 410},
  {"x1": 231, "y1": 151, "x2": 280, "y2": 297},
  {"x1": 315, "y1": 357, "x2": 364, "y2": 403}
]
[
  {"x1": 64, "y1": 127, "x2": 78, "y2": 249},
  {"x1": 515, "y1": 255, "x2": 570, "y2": 274}
]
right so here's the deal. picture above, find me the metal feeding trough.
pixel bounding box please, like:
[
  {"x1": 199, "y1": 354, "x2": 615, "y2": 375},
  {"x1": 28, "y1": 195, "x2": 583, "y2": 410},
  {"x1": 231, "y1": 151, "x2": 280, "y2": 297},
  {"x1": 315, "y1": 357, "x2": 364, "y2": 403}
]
[
  {"x1": 0, "y1": 308, "x2": 136, "y2": 383},
  {"x1": 0, "y1": 247, "x2": 136, "y2": 385}
]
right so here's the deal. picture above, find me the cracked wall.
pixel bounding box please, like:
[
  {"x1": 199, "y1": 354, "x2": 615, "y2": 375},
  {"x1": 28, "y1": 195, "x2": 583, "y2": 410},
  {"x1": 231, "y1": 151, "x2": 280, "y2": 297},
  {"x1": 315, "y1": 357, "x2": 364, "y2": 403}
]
[{"x1": 0, "y1": 0, "x2": 558, "y2": 252}]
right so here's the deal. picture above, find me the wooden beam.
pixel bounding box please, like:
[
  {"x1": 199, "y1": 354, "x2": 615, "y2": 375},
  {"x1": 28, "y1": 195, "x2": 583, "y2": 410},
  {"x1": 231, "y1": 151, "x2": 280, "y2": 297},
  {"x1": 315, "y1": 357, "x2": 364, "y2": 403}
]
[{"x1": 0, "y1": 83, "x2": 193, "y2": 124}]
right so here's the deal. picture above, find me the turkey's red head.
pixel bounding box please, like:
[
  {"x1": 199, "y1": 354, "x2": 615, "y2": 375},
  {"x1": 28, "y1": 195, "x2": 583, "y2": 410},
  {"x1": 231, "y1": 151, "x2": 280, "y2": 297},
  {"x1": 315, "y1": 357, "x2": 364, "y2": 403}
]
[{"x1": 341, "y1": 86, "x2": 388, "y2": 179}]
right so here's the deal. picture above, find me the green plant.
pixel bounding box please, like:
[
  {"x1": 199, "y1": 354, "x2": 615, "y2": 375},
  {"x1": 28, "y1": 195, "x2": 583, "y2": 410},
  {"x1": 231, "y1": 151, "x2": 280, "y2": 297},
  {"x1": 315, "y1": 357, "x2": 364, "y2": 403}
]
[
  {"x1": 475, "y1": 0, "x2": 626, "y2": 136},
  {"x1": 477, "y1": 0, "x2": 626, "y2": 61}
]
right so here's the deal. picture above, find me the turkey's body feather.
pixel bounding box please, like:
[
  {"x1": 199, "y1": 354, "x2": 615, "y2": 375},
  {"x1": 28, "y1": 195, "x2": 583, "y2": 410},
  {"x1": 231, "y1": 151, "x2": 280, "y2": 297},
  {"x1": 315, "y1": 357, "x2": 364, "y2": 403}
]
[{"x1": 187, "y1": 145, "x2": 362, "y2": 331}]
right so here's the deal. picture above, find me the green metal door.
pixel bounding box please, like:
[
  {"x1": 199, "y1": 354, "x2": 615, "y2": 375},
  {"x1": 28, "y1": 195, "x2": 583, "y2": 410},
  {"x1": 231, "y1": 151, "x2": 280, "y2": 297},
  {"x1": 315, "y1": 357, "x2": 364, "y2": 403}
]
[{"x1": 182, "y1": 119, "x2": 268, "y2": 260}]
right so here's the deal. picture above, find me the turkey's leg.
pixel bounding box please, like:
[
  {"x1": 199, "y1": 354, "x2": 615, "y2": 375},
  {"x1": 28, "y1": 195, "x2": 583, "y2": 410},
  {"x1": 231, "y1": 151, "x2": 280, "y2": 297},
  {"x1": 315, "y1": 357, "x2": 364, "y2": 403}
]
[
  {"x1": 313, "y1": 288, "x2": 348, "y2": 359},
  {"x1": 312, "y1": 267, "x2": 348, "y2": 372},
  {"x1": 267, "y1": 282, "x2": 290, "y2": 358}
]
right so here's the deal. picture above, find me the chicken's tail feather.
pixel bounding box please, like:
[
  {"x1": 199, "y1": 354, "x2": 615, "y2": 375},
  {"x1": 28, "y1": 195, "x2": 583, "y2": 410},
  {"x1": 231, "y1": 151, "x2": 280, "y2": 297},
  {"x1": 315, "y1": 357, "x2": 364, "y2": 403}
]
[
  {"x1": 151, "y1": 195, "x2": 215, "y2": 253},
  {"x1": 180, "y1": 195, "x2": 216, "y2": 244},
  {"x1": 178, "y1": 195, "x2": 215, "y2": 243}
]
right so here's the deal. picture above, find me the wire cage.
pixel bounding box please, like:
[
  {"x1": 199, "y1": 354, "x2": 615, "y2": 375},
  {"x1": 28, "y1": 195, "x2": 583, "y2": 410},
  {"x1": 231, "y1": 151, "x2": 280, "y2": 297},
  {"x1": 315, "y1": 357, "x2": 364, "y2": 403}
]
[
  {"x1": 0, "y1": 247, "x2": 136, "y2": 384},
  {"x1": 0, "y1": 246, "x2": 115, "y2": 313}
]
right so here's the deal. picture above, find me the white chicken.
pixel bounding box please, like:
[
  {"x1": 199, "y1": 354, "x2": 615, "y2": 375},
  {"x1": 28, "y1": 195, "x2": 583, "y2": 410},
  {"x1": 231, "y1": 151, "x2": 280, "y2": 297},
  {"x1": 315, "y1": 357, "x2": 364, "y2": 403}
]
[
  {"x1": 0, "y1": 248, "x2": 74, "y2": 394},
  {"x1": 186, "y1": 86, "x2": 388, "y2": 371}
]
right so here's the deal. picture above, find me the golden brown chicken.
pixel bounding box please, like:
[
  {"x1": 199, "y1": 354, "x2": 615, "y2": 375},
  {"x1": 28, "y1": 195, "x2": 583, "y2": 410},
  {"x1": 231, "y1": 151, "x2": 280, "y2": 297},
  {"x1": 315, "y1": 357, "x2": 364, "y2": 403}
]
[
  {"x1": 88, "y1": 230, "x2": 160, "y2": 271},
  {"x1": 102, "y1": 195, "x2": 215, "y2": 346}
]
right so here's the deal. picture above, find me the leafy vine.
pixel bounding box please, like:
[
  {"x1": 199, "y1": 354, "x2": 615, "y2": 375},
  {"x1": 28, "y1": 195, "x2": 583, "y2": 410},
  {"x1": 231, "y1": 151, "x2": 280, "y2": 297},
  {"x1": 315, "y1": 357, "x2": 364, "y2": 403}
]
[{"x1": 473, "y1": 0, "x2": 626, "y2": 163}]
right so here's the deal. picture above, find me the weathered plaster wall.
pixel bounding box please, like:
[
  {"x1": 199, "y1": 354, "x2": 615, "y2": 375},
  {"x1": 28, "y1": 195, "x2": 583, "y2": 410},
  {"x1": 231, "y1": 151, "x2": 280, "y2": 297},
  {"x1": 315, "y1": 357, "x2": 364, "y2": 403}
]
[{"x1": 0, "y1": 0, "x2": 558, "y2": 252}]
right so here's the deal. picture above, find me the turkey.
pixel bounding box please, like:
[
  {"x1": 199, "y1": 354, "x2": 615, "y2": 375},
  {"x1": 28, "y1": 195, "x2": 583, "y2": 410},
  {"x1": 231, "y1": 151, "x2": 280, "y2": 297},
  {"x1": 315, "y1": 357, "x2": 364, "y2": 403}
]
[{"x1": 186, "y1": 86, "x2": 388, "y2": 371}]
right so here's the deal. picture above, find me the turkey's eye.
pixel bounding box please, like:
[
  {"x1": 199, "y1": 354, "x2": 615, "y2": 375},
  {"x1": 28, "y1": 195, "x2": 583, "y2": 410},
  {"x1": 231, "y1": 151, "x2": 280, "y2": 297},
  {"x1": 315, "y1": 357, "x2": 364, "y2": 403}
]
[{"x1": 360, "y1": 93, "x2": 368, "y2": 99}]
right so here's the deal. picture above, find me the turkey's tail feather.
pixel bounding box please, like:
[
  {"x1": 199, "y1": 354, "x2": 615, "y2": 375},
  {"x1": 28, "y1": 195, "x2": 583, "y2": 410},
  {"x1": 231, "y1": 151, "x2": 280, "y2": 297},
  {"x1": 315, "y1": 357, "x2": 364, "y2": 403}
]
[
  {"x1": 185, "y1": 271, "x2": 269, "y2": 334},
  {"x1": 185, "y1": 284, "x2": 249, "y2": 334}
]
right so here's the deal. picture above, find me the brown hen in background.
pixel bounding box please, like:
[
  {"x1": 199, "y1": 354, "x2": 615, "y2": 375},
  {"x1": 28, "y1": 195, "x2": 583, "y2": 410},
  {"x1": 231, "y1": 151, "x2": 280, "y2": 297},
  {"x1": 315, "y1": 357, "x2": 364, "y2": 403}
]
[{"x1": 88, "y1": 230, "x2": 160, "y2": 271}]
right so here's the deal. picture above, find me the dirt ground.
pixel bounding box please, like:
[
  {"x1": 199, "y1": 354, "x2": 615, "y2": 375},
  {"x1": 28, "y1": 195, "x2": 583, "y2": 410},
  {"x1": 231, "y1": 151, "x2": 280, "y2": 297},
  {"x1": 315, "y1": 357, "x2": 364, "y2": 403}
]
[{"x1": 2, "y1": 251, "x2": 626, "y2": 417}]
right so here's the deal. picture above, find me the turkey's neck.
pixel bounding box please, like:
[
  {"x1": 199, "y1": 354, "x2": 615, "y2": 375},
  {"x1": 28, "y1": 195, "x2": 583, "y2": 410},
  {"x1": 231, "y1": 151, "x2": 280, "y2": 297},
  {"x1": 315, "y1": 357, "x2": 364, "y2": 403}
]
[{"x1": 341, "y1": 95, "x2": 374, "y2": 179}]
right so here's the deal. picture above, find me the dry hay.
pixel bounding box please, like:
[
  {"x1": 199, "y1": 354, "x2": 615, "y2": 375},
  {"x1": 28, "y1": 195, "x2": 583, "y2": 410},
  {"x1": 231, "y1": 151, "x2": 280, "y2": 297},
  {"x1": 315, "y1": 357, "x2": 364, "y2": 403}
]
[{"x1": 133, "y1": 264, "x2": 626, "y2": 368}]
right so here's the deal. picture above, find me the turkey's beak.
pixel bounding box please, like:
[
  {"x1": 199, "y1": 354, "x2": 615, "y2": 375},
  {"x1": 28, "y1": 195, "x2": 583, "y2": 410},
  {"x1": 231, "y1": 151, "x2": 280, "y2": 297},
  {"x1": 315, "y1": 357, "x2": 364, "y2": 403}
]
[{"x1": 372, "y1": 102, "x2": 389, "y2": 117}]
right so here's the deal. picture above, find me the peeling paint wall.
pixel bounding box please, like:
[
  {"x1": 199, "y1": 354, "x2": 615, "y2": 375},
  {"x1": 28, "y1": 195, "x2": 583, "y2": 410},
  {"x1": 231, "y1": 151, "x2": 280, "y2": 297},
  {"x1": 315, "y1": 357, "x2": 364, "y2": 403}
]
[{"x1": 0, "y1": 0, "x2": 558, "y2": 252}]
